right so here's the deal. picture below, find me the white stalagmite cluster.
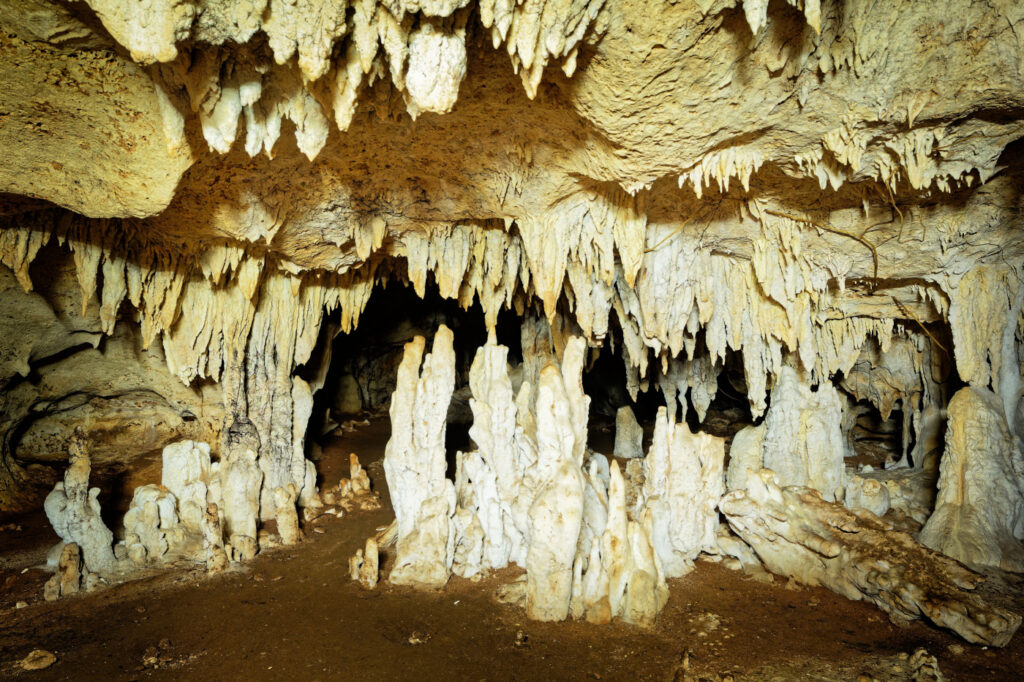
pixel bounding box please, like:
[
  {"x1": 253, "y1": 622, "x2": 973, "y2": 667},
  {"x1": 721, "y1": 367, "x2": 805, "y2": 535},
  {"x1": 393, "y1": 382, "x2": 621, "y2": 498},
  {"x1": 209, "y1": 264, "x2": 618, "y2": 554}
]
[
  {"x1": 43, "y1": 435, "x2": 304, "y2": 591},
  {"x1": 379, "y1": 327, "x2": 728, "y2": 626},
  {"x1": 118, "y1": 439, "x2": 270, "y2": 568}
]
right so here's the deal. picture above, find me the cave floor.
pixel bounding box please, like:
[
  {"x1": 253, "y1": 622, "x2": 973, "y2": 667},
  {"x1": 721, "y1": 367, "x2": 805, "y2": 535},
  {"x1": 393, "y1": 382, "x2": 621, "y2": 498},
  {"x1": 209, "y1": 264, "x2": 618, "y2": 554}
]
[{"x1": 2, "y1": 419, "x2": 1023, "y2": 681}]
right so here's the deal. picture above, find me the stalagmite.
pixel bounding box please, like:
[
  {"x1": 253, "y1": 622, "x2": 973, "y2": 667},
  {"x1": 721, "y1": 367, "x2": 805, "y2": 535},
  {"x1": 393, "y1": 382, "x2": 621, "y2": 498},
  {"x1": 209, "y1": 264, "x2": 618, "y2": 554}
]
[
  {"x1": 638, "y1": 407, "x2": 725, "y2": 578},
  {"x1": 844, "y1": 475, "x2": 891, "y2": 519},
  {"x1": 522, "y1": 340, "x2": 594, "y2": 620},
  {"x1": 44, "y1": 543, "x2": 83, "y2": 601},
  {"x1": 525, "y1": 454, "x2": 584, "y2": 621},
  {"x1": 274, "y1": 484, "x2": 301, "y2": 546},
  {"x1": 123, "y1": 485, "x2": 180, "y2": 565},
  {"x1": 334, "y1": 453, "x2": 381, "y2": 511},
  {"x1": 725, "y1": 425, "x2": 764, "y2": 493},
  {"x1": 613, "y1": 406, "x2": 644, "y2": 459},
  {"x1": 451, "y1": 334, "x2": 671, "y2": 625},
  {"x1": 919, "y1": 387, "x2": 1024, "y2": 571},
  {"x1": 464, "y1": 338, "x2": 523, "y2": 569},
  {"x1": 360, "y1": 537, "x2": 380, "y2": 589},
  {"x1": 721, "y1": 470, "x2": 1021, "y2": 647},
  {"x1": 384, "y1": 325, "x2": 457, "y2": 588},
  {"x1": 726, "y1": 366, "x2": 847, "y2": 500},
  {"x1": 451, "y1": 506, "x2": 485, "y2": 579},
  {"x1": 161, "y1": 441, "x2": 212, "y2": 532},
  {"x1": 202, "y1": 503, "x2": 229, "y2": 573},
  {"x1": 596, "y1": 462, "x2": 669, "y2": 626},
  {"x1": 43, "y1": 432, "x2": 117, "y2": 575},
  {"x1": 217, "y1": 446, "x2": 263, "y2": 561},
  {"x1": 350, "y1": 453, "x2": 371, "y2": 496}
]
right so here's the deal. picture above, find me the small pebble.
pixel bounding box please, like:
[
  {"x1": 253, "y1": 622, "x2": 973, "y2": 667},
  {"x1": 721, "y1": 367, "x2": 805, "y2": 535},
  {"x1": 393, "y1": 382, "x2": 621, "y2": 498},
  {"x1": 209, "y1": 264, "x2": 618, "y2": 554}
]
[{"x1": 20, "y1": 649, "x2": 56, "y2": 671}]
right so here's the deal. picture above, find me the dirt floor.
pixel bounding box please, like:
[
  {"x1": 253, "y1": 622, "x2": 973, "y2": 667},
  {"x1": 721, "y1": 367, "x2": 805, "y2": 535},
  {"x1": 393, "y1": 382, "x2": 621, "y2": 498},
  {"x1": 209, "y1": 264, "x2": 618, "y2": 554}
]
[{"x1": 2, "y1": 418, "x2": 1023, "y2": 681}]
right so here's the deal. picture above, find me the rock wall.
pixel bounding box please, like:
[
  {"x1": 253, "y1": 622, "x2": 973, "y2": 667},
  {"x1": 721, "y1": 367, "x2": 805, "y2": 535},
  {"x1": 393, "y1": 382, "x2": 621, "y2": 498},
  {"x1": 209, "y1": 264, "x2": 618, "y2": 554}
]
[{"x1": 0, "y1": 244, "x2": 221, "y2": 513}]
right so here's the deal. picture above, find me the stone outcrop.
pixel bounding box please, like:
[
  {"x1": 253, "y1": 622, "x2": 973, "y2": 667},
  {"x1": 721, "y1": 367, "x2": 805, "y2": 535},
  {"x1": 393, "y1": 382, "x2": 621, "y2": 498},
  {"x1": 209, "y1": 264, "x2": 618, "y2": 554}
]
[{"x1": 721, "y1": 470, "x2": 1021, "y2": 648}]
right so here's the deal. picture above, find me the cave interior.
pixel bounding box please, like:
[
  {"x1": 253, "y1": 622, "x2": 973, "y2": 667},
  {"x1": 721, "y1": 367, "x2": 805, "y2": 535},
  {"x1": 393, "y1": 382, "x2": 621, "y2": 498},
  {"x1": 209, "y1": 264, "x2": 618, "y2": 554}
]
[{"x1": 2, "y1": 0, "x2": 1024, "y2": 679}]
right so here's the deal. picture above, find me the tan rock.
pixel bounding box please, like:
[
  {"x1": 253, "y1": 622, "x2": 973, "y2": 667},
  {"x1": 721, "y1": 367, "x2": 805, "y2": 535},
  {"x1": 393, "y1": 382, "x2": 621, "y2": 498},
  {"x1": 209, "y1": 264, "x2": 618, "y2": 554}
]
[{"x1": 20, "y1": 649, "x2": 57, "y2": 671}]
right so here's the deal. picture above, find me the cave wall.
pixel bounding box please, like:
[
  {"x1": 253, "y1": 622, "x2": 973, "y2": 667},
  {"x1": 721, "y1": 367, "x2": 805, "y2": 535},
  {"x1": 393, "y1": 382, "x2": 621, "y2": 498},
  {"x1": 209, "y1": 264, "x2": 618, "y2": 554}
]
[{"x1": 0, "y1": 241, "x2": 221, "y2": 512}]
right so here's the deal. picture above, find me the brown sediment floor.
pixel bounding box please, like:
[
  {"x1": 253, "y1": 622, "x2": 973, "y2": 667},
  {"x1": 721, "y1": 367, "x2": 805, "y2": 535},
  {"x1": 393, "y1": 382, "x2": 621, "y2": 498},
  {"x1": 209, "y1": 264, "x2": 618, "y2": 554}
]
[{"x1": 1, "y1": 418, "x2": 1022, "y2": 681}]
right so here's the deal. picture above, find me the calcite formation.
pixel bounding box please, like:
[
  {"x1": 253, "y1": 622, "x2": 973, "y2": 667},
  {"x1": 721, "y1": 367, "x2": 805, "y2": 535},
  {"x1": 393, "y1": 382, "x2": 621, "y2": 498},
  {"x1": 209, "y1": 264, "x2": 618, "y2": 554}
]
[
  {"x1": 383, "y1": 325, "x2": 457, "y2": 588},
  {"x1": 216, "y1": 443, "x2": 263, "y2": 560},
  {"x1": 162, "y1": 441, "x2": 213, "y2": 532},
  {"x1": 2, "y1": 0, "x2": 1024, "y2": 651},
  {"x1": 123, "y1": 484, "x2": 182, "y2": 564},
  {"x1": 613, "y1": 406, "x2": 643, "y2": 460},
  {"x1": 43, "y1": 542, "x2": 84, "y2": 602},
  {"x1": 378, "y1": 328, "x2": 710, "y2": 626},
  {"x1": 920, "y1": 387, "x2": 1024, "y2": 572},
  {"x1": 725, "y1": 364, "x2": 847, "y2": 500},
  {"x1": 43, "y1": 435, "x2": 304, "y2": 594},
  {"x1": 43, "y1": 432, "x2": 117, "y2": 575},
  {"x1": 637, "y1": 407, "x2": 725, "y2": 578},
  {"x1": 274, "y1": 483, "x2": 301, "y2": 546}
]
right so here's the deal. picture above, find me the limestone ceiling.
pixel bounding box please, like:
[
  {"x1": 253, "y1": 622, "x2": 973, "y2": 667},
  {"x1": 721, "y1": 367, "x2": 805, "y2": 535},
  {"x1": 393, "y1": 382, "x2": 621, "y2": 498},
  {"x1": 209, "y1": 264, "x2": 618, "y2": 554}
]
[{"x1": 0, "y1": 1, "x2": 1021, "y2": 278}]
